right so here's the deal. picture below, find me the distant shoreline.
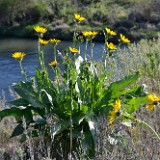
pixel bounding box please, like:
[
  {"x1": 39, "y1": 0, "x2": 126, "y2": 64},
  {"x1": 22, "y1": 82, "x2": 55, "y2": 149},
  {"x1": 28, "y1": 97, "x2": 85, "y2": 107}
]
[{"x1": 0, "y1": 24, "x2": 159, "y2": 44}]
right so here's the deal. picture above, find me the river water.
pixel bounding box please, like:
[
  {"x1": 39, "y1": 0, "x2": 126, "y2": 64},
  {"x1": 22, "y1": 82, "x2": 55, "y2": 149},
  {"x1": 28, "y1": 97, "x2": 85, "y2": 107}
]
[{"x1": 0, "y1": 38, "x2": 104, "y2": 102}]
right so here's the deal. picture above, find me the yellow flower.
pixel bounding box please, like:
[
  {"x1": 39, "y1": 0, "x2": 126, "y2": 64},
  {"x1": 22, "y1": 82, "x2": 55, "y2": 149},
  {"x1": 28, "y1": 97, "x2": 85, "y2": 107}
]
[
  {"x1": 34, "y1": 26, "x2": 47, "y2": 34},
  {"x1": 69, "y1": 47, "x2": 79, "y2": 54},
  {"x1": 49, "y1": 61, "x2": 58, "y2": 67},
  {"x1": 120, "y1": 34, "x2": 130, "y2": 43},
  {"x1": 108, "y1": 99, "x2": 121, "y2": 124},
  {"x1": 50, "y1": 38, "x2": 61, "y2": 45},
  {"x1": 39, "y1": 38, "x2": 49, "y2": 45},
  {"x1": 92, "y1": 31, "x2": 98, "y2": 37},
  {"x1": 82, "y1": 31, "x2": 92, "y2": 37},
  {"x1": 12, "y1": 52, "x2": 26, "y2": 60},
  {"x1": 108, "y1": 111, "x2": 117, "y2": 125},
  {"x1": 112, "y1": 99, "x2": 121, "y2": 112},
  {"x1": 105, "y1": 27, "x2": 116, "y2": 36},
  {"x1": 106, "y1": 42, "x2": 117, "y2": 50},
  {"x1": 146, "y1": 94, "x2": 160, "y2": 110},
  {"x1": 74, "y1": 13, "x2": 85, "y2": 22},
  {"x1": 82, "y1": 31, "x2": 98, "y2": 39}
]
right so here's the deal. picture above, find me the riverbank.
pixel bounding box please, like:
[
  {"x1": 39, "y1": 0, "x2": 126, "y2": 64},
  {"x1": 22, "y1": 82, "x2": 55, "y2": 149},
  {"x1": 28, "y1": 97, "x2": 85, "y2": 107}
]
[
  {"x1": 0, "y1": 23, "x2": 159, "y2": 43},
  {"x1": 0, "y1": 0, "x2": 160, "y2": 42}
]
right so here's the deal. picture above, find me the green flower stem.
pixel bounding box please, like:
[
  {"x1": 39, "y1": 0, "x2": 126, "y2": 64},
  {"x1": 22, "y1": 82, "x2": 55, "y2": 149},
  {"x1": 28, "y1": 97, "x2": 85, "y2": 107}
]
[
  {"x1": 69, "y1": 79, "x2": 73, "y2": 155},
  {"x1": 19, "y1": 60, "x2": 27, "y2": 81},
  {"x1": 104, "y1": 53, "x2": 109, "y2": 70},
  {"x1": 78, "y1": 45, "x2": 81, "y2": 56},
  {"x1": 84, "y1": 39, "x2": 89, "y2": 61},
  {"x1": 90, "y1": 39, "x2": 94, "y2": 60},
  {"x1": 38, "y1": 39, "x2": 42, "y2": 68},
  {"x1": 41, "y1": 49, "x2": 45, "y2": 71},
  {"x1": 54, "y1": 45, "x2": 57, "y2": 61},
  {"x1": 53, "y1": 67, "x2": 60, "y2": 93},
  {"x1": 38, "y1": 39, "x2": 45, "y2": 71},
  {"x1": 124, "y1": 114, "x2": 160, "y2": 141},
  {"x1": 73, "y1": 23, "x2": 78, "y2": 45},
  {"x1": 103, "y1": 31, "x2": 109, "y2": 70},
  {"x1": 102, "y1": 46, "x2": 105, "y2": 60},
  {"x1": 74, "y1": 54, "x2": 76, "y2": 62},
  {"x1": 139, "y1": 120, "x2": 160, "y2": 141}
]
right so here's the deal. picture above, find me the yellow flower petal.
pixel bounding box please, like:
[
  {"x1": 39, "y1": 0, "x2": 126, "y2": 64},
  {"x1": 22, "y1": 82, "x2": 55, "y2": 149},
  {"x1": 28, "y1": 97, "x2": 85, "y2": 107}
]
[
  {"x1": 74, "y1": 13, "x2": 85, "y2": 22},
  {"x1": 120, "y1": 34, "x2": 130, "y2": 43},
  {"x1": 34, "y1": 26, "x2": 47, "y2": 34},
  {"x1": 106, "y1": 42, "x2": 117, "y2": 50},
  {"x1": 146, "y1": 105, "x2": 154, "y2": 111},
  {"x1": 82, "y1": 31, "x2": 98, "y2": 39},
  {"x1": 108, "y1": 111, "x2": 116, "y2": 124},
  {"x1": 108, "y1": 99, "x2": 121, "y2": 124},
  {"x1": 112, "y1": 99, "x2": 121, "y2": 112},
  {"x1": 105, "y1": 27, "x2": 116, "y2": 36},
  {"x1": 12, "y1": 52, "x2": 26, "y2": 60},
  {"x1": 49, "y1": 61, "x2": 58, "y2": 67},
  {"x1": 146, "y1": 93, "x2": 160, "y2": 110},
  {"x1": 69, "y1": 47, "x2": 79, "y2": 54},
  {"x1": 39, "y1": 38, "x2": 49, "y2": 45},
  {"x1": 50, "y1": 38, "x2": 61, "y2": 45}
]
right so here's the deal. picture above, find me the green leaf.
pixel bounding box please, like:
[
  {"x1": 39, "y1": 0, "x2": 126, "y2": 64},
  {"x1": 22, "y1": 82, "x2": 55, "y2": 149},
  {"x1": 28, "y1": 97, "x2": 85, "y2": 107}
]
[
  {"x1": 81, "y1": 116, "x2": 96, "y2": 158},
  {"x1": 35, "y1": 69, "x2": 58, "y2": 106},
  {"x1": 10, "y1": 124, "x2": 24, "y2": 138},
  {"x1": 51, "y1": 114, "x2": 86, "y2": 139},
  {"x1": 24, "y1": 107, "x2": 33, "y2": 125},
  {"x1": 106, "y1": 72, "x2": 140, "y2": 100},
  {"x1": 9, "y1": 98, "x2": 29, "y2": 106},
  {"x1": 80, "y1": 105, "x2": 89, "y2": 114},
  {"x1": 13, "y1": 81, "x2": 35, "y2": 93},
  {"x1": 51, "y1": 119, "x2": 70, "y2": 138},
  {"x1": 31, "y1": 107, "x2": 45, "y2": 119},
  {"x1": 0, "y1": 107, "x2": 24, "y2": 120},
  {"x1": 36, "y1": 69, "x2": 57, "y2": 92},
  {"x1": 40, "y1": 89, "x2": 53, "y2": 105},
  {"x1": 125, "y1": 96, "x2": 147, "y2": 114},
  {"x1": 13, "y1": 83, "x2": 45, "y2": 109}
]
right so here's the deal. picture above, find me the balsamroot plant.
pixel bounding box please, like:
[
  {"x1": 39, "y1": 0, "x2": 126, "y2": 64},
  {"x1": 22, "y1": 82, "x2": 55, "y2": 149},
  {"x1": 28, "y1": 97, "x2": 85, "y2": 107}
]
[{"x1": 0, "y1": 14, "x2": 159, "y2": 160}]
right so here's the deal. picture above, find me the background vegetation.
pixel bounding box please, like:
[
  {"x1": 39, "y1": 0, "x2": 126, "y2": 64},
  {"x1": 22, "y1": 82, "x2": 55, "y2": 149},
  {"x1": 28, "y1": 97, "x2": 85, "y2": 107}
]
[
  {"x1": 0, "y1": 1, "x2": 160, "y2": 159},
  {"x1": 0, "y1": 0, "x2": 160, "y2": 41}
]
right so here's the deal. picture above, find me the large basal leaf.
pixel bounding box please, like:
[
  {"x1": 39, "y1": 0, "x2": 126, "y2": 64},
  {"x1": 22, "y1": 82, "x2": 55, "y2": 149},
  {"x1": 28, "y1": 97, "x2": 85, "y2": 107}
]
[
  {"x1": 10, "y1": 123, "x2": 24, "y2": 138},
  {"x1": 124, "y1": 96, "x2": 147, "y2": 114},
  {"x1": 23, "y1": 107, "x2": 34, "y2": 125},
  {"x1": 0, "y1": 107, "x2": 24, "y2": 120},
  {"x1": 35, "y1": 69, "x2": 57, "y2": 93},
  {"x1": 106, "y1": 72, "x2": 140, "y2": 100},
  {"x1": 81, "y1": 115, "x2": 97, "y2": 158},
  {"x1": 13, "y1": 82, "x2": 45, "y2": 109},
  {"x1": 13, "y1": 81, "x2": 35, "y2": 93},
  {"x1": 31, "y1": 107, "x2": 45, "y2": 119},
  {"x1": 51, "y1": 119, "x2": 71, "y2": 139},
  {"x1": 40, "y1": 89, "x2": 53, "y2": 105},
  {"x1": 10, "y1": 98, "x2": 29, "y2": 106},
  {"x1": 51, "y1": 114, "x2": 86, "y2": 139},
  {"x1": 35, "y1": 69, "x2": 58, "y2": 106}
]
